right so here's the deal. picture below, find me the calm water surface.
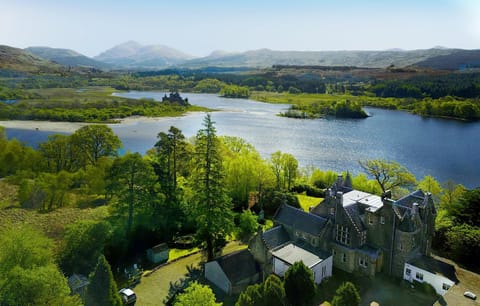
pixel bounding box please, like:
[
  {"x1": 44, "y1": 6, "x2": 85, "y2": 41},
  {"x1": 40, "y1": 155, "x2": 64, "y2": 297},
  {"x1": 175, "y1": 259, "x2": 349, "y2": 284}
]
[{"x1": 6, "y1": 92, "x2": 480, "y2": 188}]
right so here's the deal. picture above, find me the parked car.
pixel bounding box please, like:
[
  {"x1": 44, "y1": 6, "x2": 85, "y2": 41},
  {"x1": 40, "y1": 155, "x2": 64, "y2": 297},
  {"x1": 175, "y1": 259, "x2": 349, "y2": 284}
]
[
  {"x1": 464, "y1": 291, "x2": 477, "y2": 300},
  {"x1": 119, "y1": 288, "x2": 137, "y2": 305}
]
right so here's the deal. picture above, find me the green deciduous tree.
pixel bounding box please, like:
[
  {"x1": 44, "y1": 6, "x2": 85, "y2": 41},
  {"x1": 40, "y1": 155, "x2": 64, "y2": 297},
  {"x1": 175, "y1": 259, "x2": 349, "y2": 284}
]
[
  {"x1": 191, "y1": 114, "x2": 233, "y2": 260},
  {"x1": 263, "y1": 274, "x2": 286, "y2": 306},
  {"x1": 236, "y1": 209, "x2": 259, "y2": 242},
  {"x1": 60, "y1": 220, "x2": 113, "y2": 275},
  {"x1": 107, "y1": 153, "x2": 158, "y2": 234},
  {"x1": 359, "y1": 159, "x2": 416, "y2": 194},
  {"x1": 0, "y1": 226, "x2": 79, "y2": 305},
  {"x1": 417, "y1": 175, "x2": 442, "y2": 202},
  {"x1": 331, "y1": 281, "x2": 361, "y2": 306},
  {"x1": 85, "y1": 255, "x2": 122, "y2": 306},
  {"x1": 284, "y1": 261, "x2": 315, "y2": 306},
  {"x1": 174, "y1": 282, "x2": 221, "y2": 306},
  {"x1": 71, "y1": 125, "x2": 121, "y2": 167},
  {"x1": 271, "y1": 151, "x2": 299, "y2": 191}
]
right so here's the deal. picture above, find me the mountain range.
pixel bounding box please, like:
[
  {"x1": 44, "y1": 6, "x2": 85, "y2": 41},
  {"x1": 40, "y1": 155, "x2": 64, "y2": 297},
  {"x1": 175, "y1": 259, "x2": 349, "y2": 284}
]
[{"x1": 1, "y1": 41, "x2": 480, "y2": 72}]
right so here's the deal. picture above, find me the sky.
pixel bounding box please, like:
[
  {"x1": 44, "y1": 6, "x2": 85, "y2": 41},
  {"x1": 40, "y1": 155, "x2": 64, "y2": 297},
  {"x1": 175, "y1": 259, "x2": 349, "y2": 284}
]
[{"x1": 1, "y1": 0, "x2": 479, "y2": 57}]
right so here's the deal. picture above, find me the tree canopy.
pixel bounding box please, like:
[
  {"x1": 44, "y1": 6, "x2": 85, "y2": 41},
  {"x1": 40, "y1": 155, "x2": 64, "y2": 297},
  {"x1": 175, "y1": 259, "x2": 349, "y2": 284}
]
[{"x1": 284, "y1": 261, "x2": 316, "y2": 306}]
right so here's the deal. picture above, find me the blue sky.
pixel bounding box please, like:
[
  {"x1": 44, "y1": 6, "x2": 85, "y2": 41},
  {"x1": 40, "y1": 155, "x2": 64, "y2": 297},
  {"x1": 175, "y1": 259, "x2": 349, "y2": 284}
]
[{"x1": 1, "y1": 0, "x2": 479, "y2": 57}]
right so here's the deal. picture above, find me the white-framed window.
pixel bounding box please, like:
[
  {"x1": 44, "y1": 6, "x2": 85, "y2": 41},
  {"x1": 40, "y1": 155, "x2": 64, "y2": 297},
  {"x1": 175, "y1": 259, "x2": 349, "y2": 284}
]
[
  {"x1": 442, "y1": 283, "x2": 451, "y2": 291},
  {"x1": 342, "y1": 253, "x2": 347, "y2": 263},
  {"x1": 399, "y1": 243, "x2": 403, "y2": 251},
  {"x1": 359, "y1": 258, "x2": 368, "y2": 268},
  {"x1": 405, "y1": 268, "x2": 411, "y2": 276},
  {"x1": 368, "y1": 214, "x2": 373, "y2": 225},
  {"x1": 329, "y1": 207, "x2": 335, "y2": 216},
  {"x1": 380, "y1": 216, "x2": 385, "y2": 224},
  {"x1": 416, "y1": 272, "x2": 423, "y2": 281},
  {"x1": 332, "y1": 249, "x2": 337, "y2": 256},
  {"x1": 322, "y1": 265, "x2": 327, "y2": 277},
  {"x1": 336, "y1": 225, "x2": 351, "y2": 245}
]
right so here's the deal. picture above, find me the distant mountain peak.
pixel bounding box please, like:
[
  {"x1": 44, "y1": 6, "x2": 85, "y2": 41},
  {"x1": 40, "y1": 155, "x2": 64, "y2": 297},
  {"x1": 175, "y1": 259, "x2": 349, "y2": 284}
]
[{"x1": 94, "y1": 41, "x2": 194, "y2": 68}]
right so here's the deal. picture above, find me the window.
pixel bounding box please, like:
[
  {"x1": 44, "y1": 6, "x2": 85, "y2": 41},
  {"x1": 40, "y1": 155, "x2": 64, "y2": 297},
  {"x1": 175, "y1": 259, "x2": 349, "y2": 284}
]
[
  {"x1": 336, "y1": 225, "x2": 351, "y2": 245},
  {"x1": 322, "y1": 265, "x2": 327, "y2": 277},
  {"x1": 368, "y1": 214, "x2": 373, "y2": 225},
  {"x1": 442, "y1": 283, "x2": 451, "y2": 291},
  {"x1": 399, "y1": 243, "x2": 403, "y2": 251},
  {"x1": 416, "y1": 272, "x2": 423, "y2": 281},
  {"x1": 360, "y1": 231, "x2": 367, "y2": 246},
  {"x1": 405, "y1": 268, "x2": 411, "y2": 276},
  {"x1": 329, "y1": 207, "x2": 335, "y2": 216},
  {"x1": 332, "y1": 249, "x2": 337, "y2": 256},
  {"x1": 359, "y1": 258, "x2": 368, "y2": 268},
  {"x1": 380, "y1": 216, "x2": 385, "y2": 224},
  {"x1": 342, "y1": 253, "x2": 347, "y2": 263}
]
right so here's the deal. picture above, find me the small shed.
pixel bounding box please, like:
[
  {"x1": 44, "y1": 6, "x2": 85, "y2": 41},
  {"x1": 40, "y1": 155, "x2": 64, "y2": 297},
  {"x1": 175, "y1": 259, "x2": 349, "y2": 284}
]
[
  {"x1": 147, "y1": 243, "x2": 169, "y2": 264},
  {"x1": 205, "y1": 249, "x2": 261, "y2": 295}
]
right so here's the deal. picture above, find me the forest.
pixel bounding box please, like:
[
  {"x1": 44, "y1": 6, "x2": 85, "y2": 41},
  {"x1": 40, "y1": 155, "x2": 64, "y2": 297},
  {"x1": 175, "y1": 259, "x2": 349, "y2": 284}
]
[{"x1": 0, "y1": 117, "x2": 478, "y2": 304}]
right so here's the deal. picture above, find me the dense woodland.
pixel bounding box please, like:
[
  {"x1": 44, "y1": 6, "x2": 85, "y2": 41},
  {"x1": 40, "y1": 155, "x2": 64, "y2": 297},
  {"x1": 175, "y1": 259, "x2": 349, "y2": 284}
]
[{"x1": 0, "y1": 117, "x2": 479, "y2": 304}]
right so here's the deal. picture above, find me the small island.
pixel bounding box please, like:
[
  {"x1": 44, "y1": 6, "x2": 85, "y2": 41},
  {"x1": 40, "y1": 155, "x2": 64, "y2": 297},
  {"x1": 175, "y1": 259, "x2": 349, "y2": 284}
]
[{"x1": 280, "y1": 99, "x2": 368, "y2": 119}]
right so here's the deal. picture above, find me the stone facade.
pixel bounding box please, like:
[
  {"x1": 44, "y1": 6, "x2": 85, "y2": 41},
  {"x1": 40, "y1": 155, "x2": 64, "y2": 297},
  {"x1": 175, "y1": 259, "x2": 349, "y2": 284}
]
[{"x1": 250, "y1": 173, "x2": 437, "y2": 279}]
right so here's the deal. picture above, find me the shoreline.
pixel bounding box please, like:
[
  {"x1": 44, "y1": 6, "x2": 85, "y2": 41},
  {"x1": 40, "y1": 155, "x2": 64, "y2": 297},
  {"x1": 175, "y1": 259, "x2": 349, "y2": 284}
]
[{"x1": 0, "y1": 115, "x2": 199, "y2": 133}]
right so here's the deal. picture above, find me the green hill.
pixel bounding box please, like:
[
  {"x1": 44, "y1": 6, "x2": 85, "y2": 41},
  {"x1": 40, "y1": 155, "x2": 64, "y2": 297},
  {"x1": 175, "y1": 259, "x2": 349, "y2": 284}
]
[
  {"x1": 25, "y1": 46, "x2": 111, "y2": 69},
  {"x1": 0, "y1": 45, "x2": 63, "y2": 73}
]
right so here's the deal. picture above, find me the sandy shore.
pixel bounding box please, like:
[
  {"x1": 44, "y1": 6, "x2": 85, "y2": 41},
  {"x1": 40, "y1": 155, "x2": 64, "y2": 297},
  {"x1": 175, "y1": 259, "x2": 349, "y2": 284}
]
[
  {"x1": 0, "y1": 116, "x2": 179, "y2": 133},
  {"x1": 0, "y1": 120, "x2": 90, "y2": 133}
]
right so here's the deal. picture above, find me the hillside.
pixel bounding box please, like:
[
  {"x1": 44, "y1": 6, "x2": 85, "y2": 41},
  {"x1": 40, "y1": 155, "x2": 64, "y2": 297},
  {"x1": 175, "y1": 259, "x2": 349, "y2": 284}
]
[
  {"x1": 0, "y1": 45, "x2": 63, "y2": 73},
  {"x1": 94, "y1": 41, "x2": 195, "y2": 69},
  {"x1": 415, "y1": 49, "x2": 480, "y2": 70},
  {"x1": 25, "y1": 46, "x2": 111, "y2": 69},
  {"x1": 183, "y1": 48, "x2": 464, "y2": 69}
]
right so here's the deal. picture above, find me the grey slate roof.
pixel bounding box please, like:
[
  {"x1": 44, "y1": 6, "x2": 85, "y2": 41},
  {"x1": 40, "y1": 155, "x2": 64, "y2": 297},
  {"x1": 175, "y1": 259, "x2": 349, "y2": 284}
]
[
  {"x1": 344, "y1": 204, "x2": 365, "y2": 234},
  {"x1": 274, "y1": 204, "x2": 327, "y2": 236},
  {"x1": 262, "y1": 226, "x2": 290, "y2": 250},
  {"x1": 215, "y1": 249, "x2": 260, "y2": 284},
  {"x1": 395, "y1": 190, "x2": 426, "y2": 209}
]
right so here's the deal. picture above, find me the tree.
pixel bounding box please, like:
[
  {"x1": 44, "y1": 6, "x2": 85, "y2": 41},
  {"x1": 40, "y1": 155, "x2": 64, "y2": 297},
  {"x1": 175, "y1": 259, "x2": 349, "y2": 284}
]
[
  {"x1": 236, "y1": 209, "x2": 259, "y2": 242},
  {"x1": 39, "y1": 134, "x2": 76, "y2": 172},
  {"x1": 270, "y1": 151, "x2": 298, "y2": 191},
  {"x1": 446, "y1": 187, "x2": 480, "y2": 226},
  {"x1": 331, "y1": 281, "x2": 360, "y2": 306},
  {"x1": 359, "y1": 159, "x2": 416, "y2": 193},
  {"x1": 236, "y1": 283, "x2": 264, "y2": 306},
  {"x1": 155, "y1": 126, "x2": 187, "y2": 197},
  {"x1": 107, "y1": 153, "x2": 158, "y2": 234},
  {"x1": 263, "y1": 274, "x2": 286, "y2": 306},
  {"x1": 85, "y1": 255, "x2": 122, "y2": 306},
  {"x1": 284, "y1": 261, "x2": 315, "y2": 306},
  {"x1": 0, "y1": 226, "x2": 79, "y2": 305},
  {"x1": 191, "y1": 114, "x2": 233, "y2": 260},
  {"x1": 70, "y1": 125, "x2": 121, "y2": 167},
  {"x1": 60, "y1": 220, "x2": 113, "y2": 275},
  {"x1": 174, "y1": 282, "x2": 221, "y2": 306},
  {"x1": 417, "y1": 175, "x2": 442, "y2": 202}
]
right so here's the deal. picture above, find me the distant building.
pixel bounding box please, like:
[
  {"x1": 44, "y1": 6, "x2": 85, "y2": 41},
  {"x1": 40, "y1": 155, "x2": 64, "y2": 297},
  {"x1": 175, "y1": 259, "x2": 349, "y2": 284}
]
[
  {"x1": 250, "y1": 173, "x2": 448, "y2": 290},
  {"x1": 147, "y1": 243, "x2": 169, "y2": 264}
]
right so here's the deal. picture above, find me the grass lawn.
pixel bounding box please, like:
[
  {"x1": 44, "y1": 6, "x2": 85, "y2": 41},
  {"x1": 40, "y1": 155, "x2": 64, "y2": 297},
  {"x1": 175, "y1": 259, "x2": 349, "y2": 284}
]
[
  {"x1": 297, "y1": 193, "x2": 323, "y2": 212},
  {"x1": 133, "y1": 241, "x2": 247, "y2": 305},
  {"x1": 0, "y1": 206, "x2": 109, "y2": 242}
]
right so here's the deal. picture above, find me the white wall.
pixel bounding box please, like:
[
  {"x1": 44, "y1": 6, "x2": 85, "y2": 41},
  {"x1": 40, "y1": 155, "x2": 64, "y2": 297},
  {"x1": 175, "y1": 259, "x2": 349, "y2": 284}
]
[
  {"x1": 403, "y1": 263, "x2": 455, "y2": 296},
  {"x1": 205, "y1": 261, "x2": 231, "y2": 294},
  {"x1": 272, "y1": 257, "x2": 290, "y2": 277},
  {"x1": 311, "y1": 256, "x2": 333, "y2": 284}
]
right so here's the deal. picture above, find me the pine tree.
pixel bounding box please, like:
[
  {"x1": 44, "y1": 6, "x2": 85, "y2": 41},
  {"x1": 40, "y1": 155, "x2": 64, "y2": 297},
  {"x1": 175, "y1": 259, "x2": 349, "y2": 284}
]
[
  {"x1": 284, "y1": 261, "x2": 315, "y2": 306},
  {"x1": 85, "y1": 255, "x2": 122, "y2": 306},
  {"x1": 192, "y1": 114, "x2": 234, "y2": 260}
]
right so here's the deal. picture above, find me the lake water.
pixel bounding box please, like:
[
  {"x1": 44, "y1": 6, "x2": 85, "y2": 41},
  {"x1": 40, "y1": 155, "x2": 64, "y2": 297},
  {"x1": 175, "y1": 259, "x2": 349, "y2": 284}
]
[{"x1": 6, "y1": 92, "x2": 480, "y2": 188}]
